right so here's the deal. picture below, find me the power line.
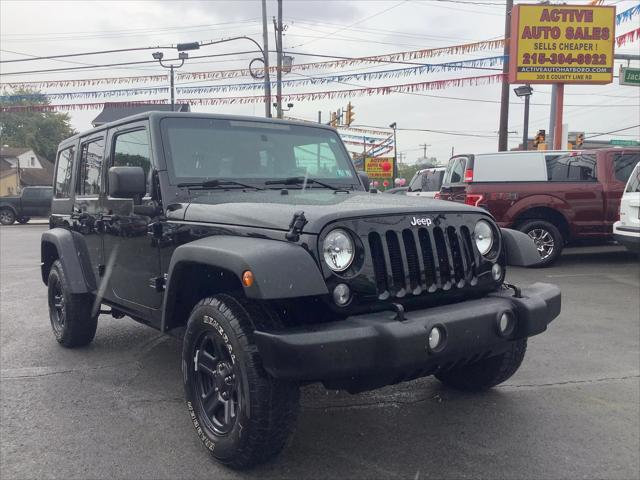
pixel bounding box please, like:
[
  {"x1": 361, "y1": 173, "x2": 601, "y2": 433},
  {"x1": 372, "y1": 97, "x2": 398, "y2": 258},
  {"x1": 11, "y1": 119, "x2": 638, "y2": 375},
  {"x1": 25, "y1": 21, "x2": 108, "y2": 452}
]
[
  {"x1": 0, "y1": 50, "x2": 259, "y2": 76},
  {"x1": 290, "y1": 0, "x2": 411, "y2": 48},
  {"x1": 584, "y1": 124, "x2": 640, "y2": 139}
]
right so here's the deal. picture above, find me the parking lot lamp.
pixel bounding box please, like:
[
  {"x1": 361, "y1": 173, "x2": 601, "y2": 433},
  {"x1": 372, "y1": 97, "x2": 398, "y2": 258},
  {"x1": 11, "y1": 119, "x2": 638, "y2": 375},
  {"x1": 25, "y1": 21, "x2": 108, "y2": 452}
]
[
  {"x1": 514, "y1": 85, "x2": 533, "y2": 150},
  {"x1": 153, "y1": 42, "x2": 199, "y2": 111}
]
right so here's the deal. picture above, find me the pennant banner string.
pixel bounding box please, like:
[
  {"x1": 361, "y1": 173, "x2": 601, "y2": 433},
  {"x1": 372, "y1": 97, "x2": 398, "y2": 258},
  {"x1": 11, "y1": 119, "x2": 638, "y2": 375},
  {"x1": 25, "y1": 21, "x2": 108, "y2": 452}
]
[
  {"x1": 617, "y1": 3, "x2": 640, "y2": 25},
  {"x1": 0, "y1": 74, "x2": 505, "y2": 112},
  {"x1": 616, "y1": 27, "x2": 640, "y2": 48},
  {"x1": 0, "y1": 38, "x2": 505, "y2": 90},
  {"x1": 0, "y1": 56, "x2": 505, "y2": 101}
]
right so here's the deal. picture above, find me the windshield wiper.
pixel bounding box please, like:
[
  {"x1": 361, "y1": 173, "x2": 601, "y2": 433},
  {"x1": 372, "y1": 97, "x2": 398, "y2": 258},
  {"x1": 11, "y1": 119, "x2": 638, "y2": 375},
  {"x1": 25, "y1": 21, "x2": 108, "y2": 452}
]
[
  {"x1": 264, "y1": 176, "x2": 342, "y2": 191},
  {"x1": 177, "y1": 179, "x2": 263, "y2": 190}
]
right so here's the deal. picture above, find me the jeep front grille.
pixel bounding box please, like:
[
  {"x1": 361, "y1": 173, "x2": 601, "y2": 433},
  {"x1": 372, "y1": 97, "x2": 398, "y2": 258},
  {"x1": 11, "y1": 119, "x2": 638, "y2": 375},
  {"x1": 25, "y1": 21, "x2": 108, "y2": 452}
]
[{"x1": 368, "y1": 225, "x2": 478, "y2": 299}]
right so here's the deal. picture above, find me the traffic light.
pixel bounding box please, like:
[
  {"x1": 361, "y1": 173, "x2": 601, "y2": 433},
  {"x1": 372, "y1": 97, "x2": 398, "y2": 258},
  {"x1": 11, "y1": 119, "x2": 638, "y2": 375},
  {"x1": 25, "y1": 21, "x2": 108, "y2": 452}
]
[
  {"x1": 330, "y1": 111, "x2": 337, "y2": 127},
  {"x1": 345, "y1": 102, "x2": 355, "y2": 126},
  {"x1": 534, "y1": 129, "x2": 546, "y2": 148},
  {"x1": 576, "y1": 132, "x2": 584, "y2": 148}
]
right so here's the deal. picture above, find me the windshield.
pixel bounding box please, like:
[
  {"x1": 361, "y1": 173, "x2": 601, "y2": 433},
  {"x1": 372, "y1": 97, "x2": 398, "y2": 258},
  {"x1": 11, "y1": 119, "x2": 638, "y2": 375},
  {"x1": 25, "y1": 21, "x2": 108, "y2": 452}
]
[{"x1": 161, "y1": 117, "x2": 357, "y2": 187}]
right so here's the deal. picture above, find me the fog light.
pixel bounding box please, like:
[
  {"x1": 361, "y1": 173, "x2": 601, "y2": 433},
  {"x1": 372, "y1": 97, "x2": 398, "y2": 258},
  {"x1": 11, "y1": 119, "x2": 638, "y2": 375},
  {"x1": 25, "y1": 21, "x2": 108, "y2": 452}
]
[
  {"x1": 492, "y1": 263, "x2": 503, "y2": 281},
  {"x1": 498, "y1": 311, "x2": 515, "y2": 336},
  {"x1": 333, "y1": 283, "x2": 351, "y2": 306},
  {"x1": 428, "y1": 326, "x2": 444, "y2": 351}
]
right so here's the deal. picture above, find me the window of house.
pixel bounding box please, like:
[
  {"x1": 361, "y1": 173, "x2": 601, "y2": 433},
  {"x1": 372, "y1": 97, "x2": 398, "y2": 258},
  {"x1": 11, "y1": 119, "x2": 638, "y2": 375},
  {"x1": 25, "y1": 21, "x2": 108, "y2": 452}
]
[
  {"x1": 613, "y1": 153, "x2": 639, "y2": 184},
  {"x1": 54, "y1": 146, "x2": 75, "y2": 198},
  {"x1": 112, "y1": 129, "x2": 151, "y2": 193},
  {"x1": 30, "y1": 157, "x2": 35, "y2": 167},
  {"x1": 546, "y1": 153, "x2": 597, "y2": 182},
  {"x1": 77, "y1": 138, "x2": 104, "y2": 196}
]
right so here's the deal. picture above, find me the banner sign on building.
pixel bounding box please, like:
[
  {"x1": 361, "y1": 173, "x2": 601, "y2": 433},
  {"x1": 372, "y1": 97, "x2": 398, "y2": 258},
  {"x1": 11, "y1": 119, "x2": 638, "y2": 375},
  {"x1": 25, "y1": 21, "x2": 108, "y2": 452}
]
[
  {"x1": 364, "y1": 157, "x2": 394, "y2": 179},
  {"x1": 509, "y1": 4, "x2": 616, "y2": 84}
]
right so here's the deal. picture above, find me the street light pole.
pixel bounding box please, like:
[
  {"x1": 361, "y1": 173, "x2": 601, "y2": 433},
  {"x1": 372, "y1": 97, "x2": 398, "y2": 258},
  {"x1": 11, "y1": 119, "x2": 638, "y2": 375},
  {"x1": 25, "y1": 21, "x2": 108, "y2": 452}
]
[
  {"x1": 153, "y1": 51, "x2": 187, "y2": 111},
  {"x1": 389, "y1": 122, "x2": 398, "y2": 181},
  {"x1": 514, "y1": 85, "x2": 533, "y2": 151},
  {"x1": 169, "y1": 65, "x2": 175, "y2": 110}
]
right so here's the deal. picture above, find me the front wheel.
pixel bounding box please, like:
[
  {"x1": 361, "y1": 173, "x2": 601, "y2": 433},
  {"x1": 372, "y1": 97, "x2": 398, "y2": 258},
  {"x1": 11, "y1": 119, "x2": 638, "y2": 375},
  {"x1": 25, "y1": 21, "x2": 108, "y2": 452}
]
[
  {"x1": 47, "y1": 260, "x2": 98, "y2": 347},
  {"x1": 182, "y1": 294, "x2": 299, "y2": 469},
  {"x1": 0, "y1": 208, "x2": 16, "y2": 225},
  {"x1": 436, "y1": 339, "x2": 527, "y2": 391},
  {"x1": 518, "y1": 219, "x2": 564, "y2": 267}
]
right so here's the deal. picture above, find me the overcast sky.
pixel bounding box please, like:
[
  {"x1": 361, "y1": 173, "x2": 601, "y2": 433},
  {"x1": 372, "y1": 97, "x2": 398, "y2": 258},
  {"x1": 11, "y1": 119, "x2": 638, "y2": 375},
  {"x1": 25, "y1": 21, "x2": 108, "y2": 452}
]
[{"x1": 1, "y1": 0, "x2": 639, "y2": 165}]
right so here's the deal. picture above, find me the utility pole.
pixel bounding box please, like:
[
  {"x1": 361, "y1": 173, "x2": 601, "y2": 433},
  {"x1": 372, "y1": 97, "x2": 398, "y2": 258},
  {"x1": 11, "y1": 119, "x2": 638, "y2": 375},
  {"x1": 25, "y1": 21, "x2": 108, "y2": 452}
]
[
  {"x1": 317, "y1": 111, "x2": 322, "y2": 124},
  {"x1": 419, "y1": 143, "x2": 431, "y2": 158},
  {"x1": 261, "y1": 0, "x2": 272, "y2": 118},
  {"x1": 273, "y1": 0, "x2": 284, "y2": 118},
  {"x1": 498, "y1": 0, "x2": 513, "y2": 151}
]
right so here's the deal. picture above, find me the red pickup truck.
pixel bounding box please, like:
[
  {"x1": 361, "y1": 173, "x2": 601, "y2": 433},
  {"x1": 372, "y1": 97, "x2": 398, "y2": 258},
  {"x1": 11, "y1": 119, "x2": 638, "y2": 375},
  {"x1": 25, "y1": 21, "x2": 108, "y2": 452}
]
[{"x1": 439, "y1": 148, "x2": 640, "y2": 266}]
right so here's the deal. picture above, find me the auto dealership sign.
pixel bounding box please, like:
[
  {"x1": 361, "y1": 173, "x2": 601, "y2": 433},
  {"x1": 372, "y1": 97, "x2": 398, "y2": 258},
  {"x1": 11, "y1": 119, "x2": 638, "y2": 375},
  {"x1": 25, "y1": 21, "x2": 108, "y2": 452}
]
[
  {"x1": 509, "y1": 4, "x2": 616, "y2": 84},
  {"x1": 364, "y1": 157, "x2": 394, "y2": 179}
]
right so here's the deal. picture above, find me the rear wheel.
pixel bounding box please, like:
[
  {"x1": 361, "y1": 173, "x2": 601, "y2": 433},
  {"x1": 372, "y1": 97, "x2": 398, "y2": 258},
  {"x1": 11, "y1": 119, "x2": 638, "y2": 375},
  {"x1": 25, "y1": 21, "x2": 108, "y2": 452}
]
[
  {"x1": 47, "y1": 260, "x2": 98, "y2": 347},
  {"x1": 0, "y1": 208, "x2": 16, "y2": 225},
  {"x1": 518, "y1": 219, "x2": 564, "y2": 267},
  {"x1": 183, "y1": 294, "x2": 299, "y2": 469},
  {"x1": 436, "y1": 339, "x2": 527, "y2": 391}
]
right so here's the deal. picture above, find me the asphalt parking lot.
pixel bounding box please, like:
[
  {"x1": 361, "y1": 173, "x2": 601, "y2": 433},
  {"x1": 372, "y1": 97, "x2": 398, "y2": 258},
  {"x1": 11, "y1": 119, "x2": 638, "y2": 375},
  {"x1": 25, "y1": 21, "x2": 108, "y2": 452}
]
[{"x1": 1, "y1": 224, "x2": 638, "y2": 480}]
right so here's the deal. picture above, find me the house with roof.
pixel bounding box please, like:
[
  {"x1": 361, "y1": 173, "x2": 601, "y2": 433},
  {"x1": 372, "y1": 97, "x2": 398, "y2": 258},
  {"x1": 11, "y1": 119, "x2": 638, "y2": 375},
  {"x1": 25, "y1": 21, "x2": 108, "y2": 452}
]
[{"x1": 0, "y1": 147, "x2": 54, "y2": 196}]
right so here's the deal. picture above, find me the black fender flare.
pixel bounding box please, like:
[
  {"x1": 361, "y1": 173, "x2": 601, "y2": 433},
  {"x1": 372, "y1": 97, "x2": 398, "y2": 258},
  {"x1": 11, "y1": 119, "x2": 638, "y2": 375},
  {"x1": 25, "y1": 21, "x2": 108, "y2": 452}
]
[
  {"x1": 161, "y1": 235, "x2": 328, "y2": 330},
  {"x1": 500, "y1": 228, "x2": 542, "y2": 267},
  {"x1": 41, "y1": 228, "x2": 97, "y2": 293}
]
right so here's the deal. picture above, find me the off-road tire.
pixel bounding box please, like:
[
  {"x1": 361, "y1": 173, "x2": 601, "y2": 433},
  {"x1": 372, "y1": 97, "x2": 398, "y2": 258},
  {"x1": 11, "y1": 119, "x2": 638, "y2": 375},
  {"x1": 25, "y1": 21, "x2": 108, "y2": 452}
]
[
  {"x1": 47, "y1": 260, "x2": 98, "y2": 347},
  {"x1": 16, "y1": 217, "x2": 30, "y2": 224},
  {"x1": 436, "y1": 339, "x2": 527, "y2": 391},
  {"x1": 182, "y1": 294, "x2": 300, "y2": 469},
  {"x1": 518, "y1": 219, "x2": 564, "y2": 267},
  {"x1": 0, "y1": 208, "x2": 16, "y2": 225}
]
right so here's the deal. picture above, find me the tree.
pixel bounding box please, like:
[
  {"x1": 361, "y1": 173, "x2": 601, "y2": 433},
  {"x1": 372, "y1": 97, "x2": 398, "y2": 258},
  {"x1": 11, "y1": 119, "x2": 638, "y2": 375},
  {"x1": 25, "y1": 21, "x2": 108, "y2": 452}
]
[{"x1": 0, "y1": 88, "x2": 76, "y2": 161}]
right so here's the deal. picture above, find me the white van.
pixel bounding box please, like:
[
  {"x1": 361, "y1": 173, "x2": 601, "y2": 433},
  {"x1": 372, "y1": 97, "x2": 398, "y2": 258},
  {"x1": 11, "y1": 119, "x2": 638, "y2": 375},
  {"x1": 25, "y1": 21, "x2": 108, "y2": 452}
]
[{"x1": 406, "y1": 167, "x2": 446, "y2": 198}]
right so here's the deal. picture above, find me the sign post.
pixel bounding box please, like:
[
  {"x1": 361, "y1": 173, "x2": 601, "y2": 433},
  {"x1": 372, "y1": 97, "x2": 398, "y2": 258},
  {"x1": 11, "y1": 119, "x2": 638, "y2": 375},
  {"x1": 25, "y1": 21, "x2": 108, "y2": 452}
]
[{"x1": 509, "y1": 4, "x2": 616, "y2": 150}]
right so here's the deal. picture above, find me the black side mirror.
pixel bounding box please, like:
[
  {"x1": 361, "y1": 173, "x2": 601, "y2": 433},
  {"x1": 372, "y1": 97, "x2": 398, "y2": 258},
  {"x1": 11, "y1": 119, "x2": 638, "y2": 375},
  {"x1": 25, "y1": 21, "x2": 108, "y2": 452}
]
[
  {"x1": 109, "y1": 166, "x2": 146, "y2": 199},
  {"x1": 358, "y1": 171, "x2": 370, "y2": 191}
]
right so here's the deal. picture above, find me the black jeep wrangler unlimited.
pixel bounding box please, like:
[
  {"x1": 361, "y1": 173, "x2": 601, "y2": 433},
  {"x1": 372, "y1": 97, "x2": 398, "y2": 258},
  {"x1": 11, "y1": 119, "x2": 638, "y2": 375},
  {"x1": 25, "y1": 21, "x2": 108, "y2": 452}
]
[{"x1": 42, "y1": 112, "x2": 560, "y2": 468}]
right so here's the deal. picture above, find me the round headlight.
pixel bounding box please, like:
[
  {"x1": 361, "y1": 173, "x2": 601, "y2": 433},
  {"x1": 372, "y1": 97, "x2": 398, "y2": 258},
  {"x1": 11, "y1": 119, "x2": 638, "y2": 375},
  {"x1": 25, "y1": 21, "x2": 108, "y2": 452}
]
[
  {"x1": 323, "y1": 229, "x2": 355, "y2": 272},
  {"x1": 474, "y1": 220, "x2": 494, "y2": 256}
]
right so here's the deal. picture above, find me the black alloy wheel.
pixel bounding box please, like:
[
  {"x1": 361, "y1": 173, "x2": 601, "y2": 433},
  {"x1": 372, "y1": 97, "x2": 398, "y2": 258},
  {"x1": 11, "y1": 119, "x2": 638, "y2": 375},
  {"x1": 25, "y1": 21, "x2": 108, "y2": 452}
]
[
  {"x1": 193, "y1": 328, "x2": 241, "y2": 435},
  {"x1": 48, "y1": 273, "x2": 66, "y2": 335},
  {"x1": 182, "y1": 294, "x2": 300, "y2": 469}
]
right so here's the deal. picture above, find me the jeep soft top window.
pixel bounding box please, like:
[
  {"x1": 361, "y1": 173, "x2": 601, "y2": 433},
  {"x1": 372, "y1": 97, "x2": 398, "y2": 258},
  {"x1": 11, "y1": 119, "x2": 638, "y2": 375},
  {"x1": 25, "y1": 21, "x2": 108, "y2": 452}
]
[
  {"x1": 112, "y1": 129, "x2": 151, "y2": 194},
  {"x1": 161, "y1": 118, "x2": 356, "y2": 185},
  {"x1": 77, "y1": 138, "x2": 104, "y2": 196},
  {"x1": 54, "y1": 146, "x2": 74, "y2": 198},
  {"x1": 546, "y1": 153, "x2": 596, "y2": 182}
]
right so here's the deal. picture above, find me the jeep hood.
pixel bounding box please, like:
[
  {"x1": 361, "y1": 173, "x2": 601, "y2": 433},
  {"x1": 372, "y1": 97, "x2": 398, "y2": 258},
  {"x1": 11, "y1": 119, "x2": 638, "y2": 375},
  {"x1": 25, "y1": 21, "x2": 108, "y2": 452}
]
[{"x1": 176, "y1": 190, "x2": 485, "y2": 234}]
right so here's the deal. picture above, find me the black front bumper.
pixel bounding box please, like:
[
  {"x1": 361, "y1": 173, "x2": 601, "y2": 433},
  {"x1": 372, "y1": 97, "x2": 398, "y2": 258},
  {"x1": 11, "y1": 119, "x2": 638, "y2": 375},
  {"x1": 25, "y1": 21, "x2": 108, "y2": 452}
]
[{"x1": 254, "y1": 283, "x2": 560, "y2": 388}]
